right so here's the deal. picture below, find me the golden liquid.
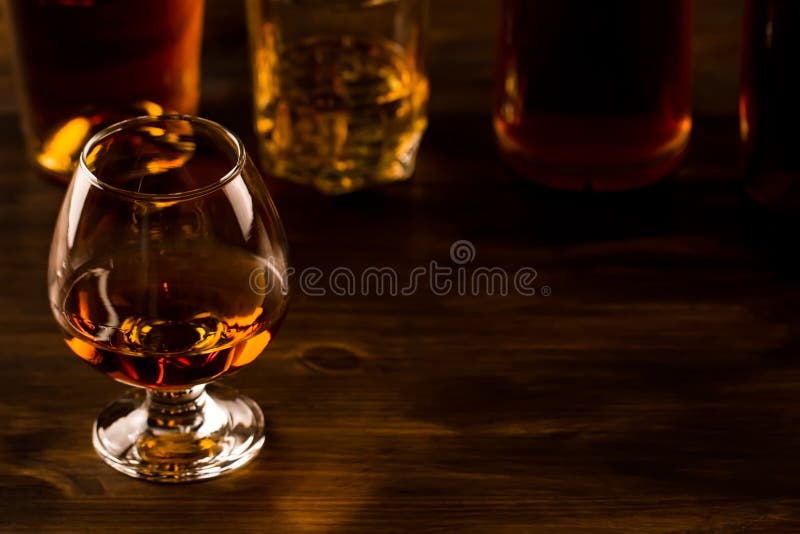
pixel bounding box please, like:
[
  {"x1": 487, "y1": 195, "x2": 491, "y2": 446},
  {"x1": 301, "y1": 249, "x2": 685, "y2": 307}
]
[
  {"x1": 252, "y1": 35, "x2": 428, "y2": 195},
  {"x1": 56, "y1": 249, "x2": 287, "y2": 389}
]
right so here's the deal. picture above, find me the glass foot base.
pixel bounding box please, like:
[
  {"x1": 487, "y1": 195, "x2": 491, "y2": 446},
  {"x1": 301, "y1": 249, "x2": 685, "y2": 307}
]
[{"x1": 93, "y1": 383, "x2": 265, "y2": 483}]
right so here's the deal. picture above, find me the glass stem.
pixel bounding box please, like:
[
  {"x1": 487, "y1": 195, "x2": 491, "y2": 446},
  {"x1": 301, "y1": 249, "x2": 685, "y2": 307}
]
[
  {"x1": 146, "y1": 385, "x2": 209, "y2": 434},
  {"x1": 138, "y1": 385, "x2": 228, "y2": 462}
]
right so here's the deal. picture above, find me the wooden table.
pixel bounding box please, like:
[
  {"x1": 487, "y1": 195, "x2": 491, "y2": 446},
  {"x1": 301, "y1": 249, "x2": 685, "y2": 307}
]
[{"x1": 9, "y1": 1, "x2": 800, "y2": 532}]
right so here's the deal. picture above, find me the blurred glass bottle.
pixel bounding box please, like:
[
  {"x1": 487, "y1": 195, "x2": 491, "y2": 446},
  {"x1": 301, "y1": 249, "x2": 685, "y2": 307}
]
[
  {"x1": 741, "y1": 0, "x2": 800, "y2": 216},
  {"x1": 494, "y1": 0, "x2": 693, "y2": 191},
  {"x1": 5, "y1": 0, "x2": 204, "y2": 182},
  {"x1": 0, "y1": 1, "x2": 13, "y2": 113},
  {"x1": 247, "y1": 0, "x2": 429, "y2": 195}
]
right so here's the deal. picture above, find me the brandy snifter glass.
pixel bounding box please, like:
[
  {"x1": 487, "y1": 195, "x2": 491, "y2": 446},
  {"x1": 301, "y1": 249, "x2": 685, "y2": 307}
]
[{"x1": 48, "y1": 115, "x2": 289, "y2": 482}]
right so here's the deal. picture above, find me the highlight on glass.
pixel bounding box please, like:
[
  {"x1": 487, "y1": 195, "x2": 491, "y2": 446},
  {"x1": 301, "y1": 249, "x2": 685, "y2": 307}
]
[{"x1": 48, "y1": 115, "x2": 289, "y2": 482}]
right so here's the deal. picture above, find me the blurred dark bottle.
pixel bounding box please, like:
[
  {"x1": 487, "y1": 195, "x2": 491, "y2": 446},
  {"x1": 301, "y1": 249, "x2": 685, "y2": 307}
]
[
  {"x1": 6, "y1": 0, "x2": 204, "y2": 182},
  {"x1": 494, "y1": 0, "x2": 693, "y2": 191},
  {"x1": 742, "y1": 0, "x2": 800, "y2": 216}
]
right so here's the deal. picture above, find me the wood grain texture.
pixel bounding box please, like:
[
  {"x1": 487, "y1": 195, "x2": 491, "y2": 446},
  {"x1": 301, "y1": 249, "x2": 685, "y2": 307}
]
[{"x1": 5, "y1": 1, "x2": 800, "y2": 532}]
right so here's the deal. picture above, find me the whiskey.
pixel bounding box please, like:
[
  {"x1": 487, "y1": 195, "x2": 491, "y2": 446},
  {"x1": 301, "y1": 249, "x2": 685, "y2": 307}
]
[
  {"x1": 54, "y1": 248, "x2": 287, "y2": 389},
  {"x1": 7, "y1": 0, "x2": 203, "y2": 181},
  {"x1": 494, "y1": 0, "x2": 692, "y2": 191},
  {"x1": 251, "y1": 34, "x2": 429, "y2": 194}
]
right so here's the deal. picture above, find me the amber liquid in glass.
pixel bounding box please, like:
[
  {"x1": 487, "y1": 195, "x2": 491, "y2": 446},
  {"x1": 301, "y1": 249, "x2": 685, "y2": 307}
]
[
  {"x1": 57, "y1": 250, "x2": 286, "y2": 389},
  {"x1": 741, "y1": 0, "x2": 800, "y2": 216},
  {"x1": 494, "y1": 0, "x2": 692, "y2": 191},
  {"x1": 251, "y1": 34, "x2": 429, "y2": 195},
  {"x1": 7, "y1": 0, "x2": 203, "y2": 181}
]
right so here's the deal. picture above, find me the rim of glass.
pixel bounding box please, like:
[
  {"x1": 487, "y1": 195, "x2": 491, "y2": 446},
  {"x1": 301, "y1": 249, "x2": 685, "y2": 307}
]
[{"x1": 78, "y1": 114, "x2": 246, "y2": 202}]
